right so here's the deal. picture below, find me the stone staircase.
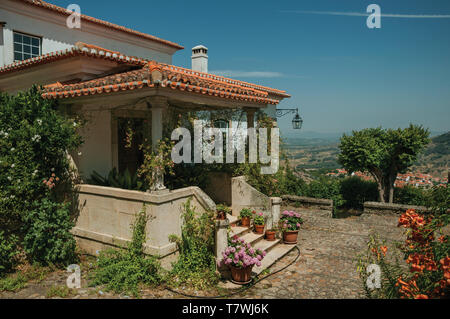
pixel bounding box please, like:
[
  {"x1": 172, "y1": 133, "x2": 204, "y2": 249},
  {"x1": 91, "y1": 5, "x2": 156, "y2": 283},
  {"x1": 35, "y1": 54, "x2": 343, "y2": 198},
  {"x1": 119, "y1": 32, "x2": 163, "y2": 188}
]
[{"x1": 227, "y1": 215, "x2": 297, "y2": 276}]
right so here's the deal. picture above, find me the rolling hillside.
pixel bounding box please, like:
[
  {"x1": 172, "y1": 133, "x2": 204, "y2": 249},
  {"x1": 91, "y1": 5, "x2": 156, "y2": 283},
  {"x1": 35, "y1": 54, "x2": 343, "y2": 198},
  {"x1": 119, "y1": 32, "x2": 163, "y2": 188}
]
[{"x1": 283, "y1": 131, "x2": 449, "y2": 178}]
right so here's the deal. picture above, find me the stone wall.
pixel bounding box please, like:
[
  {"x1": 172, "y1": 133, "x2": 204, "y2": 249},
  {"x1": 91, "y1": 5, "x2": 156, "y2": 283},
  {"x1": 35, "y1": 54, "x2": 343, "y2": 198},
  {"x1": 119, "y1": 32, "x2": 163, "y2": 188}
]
[
  {"x1": 281, "y1": 195, "x2": 333, "y2": 213},
  {"x1": 73, "y1": 184, "x2": 215, "y2": 258},
  {"x1": 231, "y1": 176, "x2": 271, "y2": 215},
  {"x1": 363, "y1": 201, "x2": 448, "y2": 216}
]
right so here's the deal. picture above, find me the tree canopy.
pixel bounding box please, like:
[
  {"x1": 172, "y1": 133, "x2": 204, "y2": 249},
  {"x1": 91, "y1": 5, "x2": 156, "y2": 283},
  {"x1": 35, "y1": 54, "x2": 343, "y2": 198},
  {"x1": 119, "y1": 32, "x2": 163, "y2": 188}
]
[{"x1": 338, "y1": 125, "x2": 430, "y2": 203}]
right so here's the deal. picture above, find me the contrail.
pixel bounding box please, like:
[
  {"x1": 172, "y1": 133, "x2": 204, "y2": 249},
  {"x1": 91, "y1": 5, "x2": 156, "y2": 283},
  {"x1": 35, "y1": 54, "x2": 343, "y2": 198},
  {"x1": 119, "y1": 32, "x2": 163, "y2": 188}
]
[{"x1": 281, "y1": 10, "x2": 450, "y2": 19}]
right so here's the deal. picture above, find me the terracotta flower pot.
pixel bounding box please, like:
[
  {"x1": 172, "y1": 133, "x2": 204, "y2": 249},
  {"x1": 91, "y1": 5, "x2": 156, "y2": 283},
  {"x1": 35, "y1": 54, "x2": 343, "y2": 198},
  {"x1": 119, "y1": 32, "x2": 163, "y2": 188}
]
[
  {"x1": 230, "y1": 265, "x2": 253, "y2": 284},
  {"x1": 283, "y1": 230, "x2": 299, "y2": 244},
  {"x1": 241, "y1": 217, "x2": 250, "y2": 227},
  {"x1": 265, "y1": 230, "x2": 276, "y2": 241},
  {"x1": 254, "y1": 224, "x2": 265, "y2": 234}
]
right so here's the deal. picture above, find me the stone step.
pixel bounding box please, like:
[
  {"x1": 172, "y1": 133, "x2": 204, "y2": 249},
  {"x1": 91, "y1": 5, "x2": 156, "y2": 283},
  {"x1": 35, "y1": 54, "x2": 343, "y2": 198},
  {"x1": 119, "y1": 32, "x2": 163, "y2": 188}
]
[
  {"x1": 252, "y1": 243, "x2": 297, "y2": 275},
  {"x1": 253, "y1": 238, "x2": 281, "y2": 253},
  {"x1": 228, "y1": 214, "x2": 239, "y2": 226},
  {"x1": 240, "y1": 231, "x2": 264, "y2": 246},
  {"x1": 229, "y1": 226, "x2": 250, "y2": 238}
]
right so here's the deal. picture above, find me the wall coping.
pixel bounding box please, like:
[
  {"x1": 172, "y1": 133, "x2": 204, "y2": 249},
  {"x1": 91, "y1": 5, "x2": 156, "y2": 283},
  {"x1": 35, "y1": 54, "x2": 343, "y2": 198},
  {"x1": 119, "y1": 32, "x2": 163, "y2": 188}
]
[
  {"x1": 75, "y1": 184, "x2": 216, "y2": 210},
  {"x1": 281, "y1": 195, "x2": 333, "y2": 206},
  {"x1": 364, "y1": 201, "x2": 450, "y2": 214}
]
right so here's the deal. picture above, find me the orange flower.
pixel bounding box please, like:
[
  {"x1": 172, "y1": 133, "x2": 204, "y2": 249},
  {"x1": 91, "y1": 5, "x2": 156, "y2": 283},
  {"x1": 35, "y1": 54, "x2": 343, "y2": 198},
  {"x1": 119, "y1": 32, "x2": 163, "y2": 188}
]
[
  {"x1": 380, "y1": 246, "x2": 387, "y2": 257},
  {"x1": 414, "y1": 294, "x2": 428, "y2": 299}
]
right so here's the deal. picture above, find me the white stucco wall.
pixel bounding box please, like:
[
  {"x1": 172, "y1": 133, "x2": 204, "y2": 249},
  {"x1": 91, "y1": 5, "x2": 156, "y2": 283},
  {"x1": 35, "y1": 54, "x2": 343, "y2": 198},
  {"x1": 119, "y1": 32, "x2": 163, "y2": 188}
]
[
  {"x1": 73, "y1": 110, "x2": 112, "y2": 180},
  {"x1": 0, "y1": 0, "x2": 178, "y2": 67}
]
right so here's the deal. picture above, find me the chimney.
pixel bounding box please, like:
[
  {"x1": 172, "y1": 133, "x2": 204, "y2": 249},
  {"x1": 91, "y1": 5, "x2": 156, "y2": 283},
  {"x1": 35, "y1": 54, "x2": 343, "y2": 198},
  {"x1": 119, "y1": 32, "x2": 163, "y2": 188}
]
[{"x1": 191, "y1": 45, "x2": 208, "y2": 73}]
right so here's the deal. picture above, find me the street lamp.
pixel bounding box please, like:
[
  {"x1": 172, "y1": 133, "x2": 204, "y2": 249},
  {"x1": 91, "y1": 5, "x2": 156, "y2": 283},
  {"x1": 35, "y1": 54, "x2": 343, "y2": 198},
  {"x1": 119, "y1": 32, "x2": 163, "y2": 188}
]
[{"x1": 275, "y1": 108, "x2": 303, "y2": 130}]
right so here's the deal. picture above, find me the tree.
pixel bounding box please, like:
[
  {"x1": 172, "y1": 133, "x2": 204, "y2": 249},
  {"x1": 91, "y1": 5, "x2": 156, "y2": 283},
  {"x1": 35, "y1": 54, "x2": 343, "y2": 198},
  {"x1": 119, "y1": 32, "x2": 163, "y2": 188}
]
[{"x1": 338, "y1": 125, "x2": 430, "y2": 203}]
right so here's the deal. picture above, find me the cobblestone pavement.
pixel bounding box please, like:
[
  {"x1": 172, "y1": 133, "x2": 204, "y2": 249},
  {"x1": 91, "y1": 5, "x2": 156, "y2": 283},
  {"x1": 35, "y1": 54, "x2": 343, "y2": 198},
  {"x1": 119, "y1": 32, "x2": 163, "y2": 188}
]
[
  {"x1": 236, "y1": 208, "x2": 405, "y2": 299},
  {"x1": 0, "y1": 208, "x2": 405, "y2": 299}
]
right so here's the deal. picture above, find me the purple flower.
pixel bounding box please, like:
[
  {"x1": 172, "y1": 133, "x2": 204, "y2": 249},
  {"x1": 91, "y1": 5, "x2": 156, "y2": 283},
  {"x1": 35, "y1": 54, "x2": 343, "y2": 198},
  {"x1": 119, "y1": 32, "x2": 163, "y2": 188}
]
[
  {"x1": 257, "y1": 255, "x2": 262, "y2": 261},
  {"x1": 296, "y1": 223, "x2": 301, "y2": 227},
  {"x1": 256, "y1": 261, "x2": 262, "y2": 267}
]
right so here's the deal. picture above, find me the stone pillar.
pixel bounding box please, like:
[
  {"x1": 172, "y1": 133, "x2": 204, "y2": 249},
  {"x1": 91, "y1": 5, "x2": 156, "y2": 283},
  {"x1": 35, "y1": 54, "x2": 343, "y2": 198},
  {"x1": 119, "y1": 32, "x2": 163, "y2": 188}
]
[
  {"x1": 270, "y1": 197, "x2": 282, "y2": 229},
  {"x1": 148, "y1": 96, "x2": 168, "y2": 192},
  {"x1": 215, "y1": 218, "x2": 229, "y2": 271}
]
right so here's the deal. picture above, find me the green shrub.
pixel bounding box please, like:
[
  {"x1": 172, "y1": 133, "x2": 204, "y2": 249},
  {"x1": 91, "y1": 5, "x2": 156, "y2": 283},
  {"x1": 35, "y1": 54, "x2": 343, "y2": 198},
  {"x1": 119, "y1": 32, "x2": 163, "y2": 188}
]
[
  {"x1": 167, "y1": 200, "x2": 218, "y2": 290},
  {"x1": 0, "y1": 86, "x2": 82, "y2": 221},
  {"x1": 166, "y1": 164, "x2": 210, "y2": 190},
  {"x1": 91, "y1": 206, "x2": 161, "y2": 297},
  {"x1": 0, "y1": 231, "x2": 19, "y2": 277},
  {"x1": 340, "y1": 177, "x2": 379, "y2": 209},
  {"x1": 302, "y1": 176, "x2": 345, "y2": 208},
  {"x1": 88, "y1": 168, "x2": 145, "y2": 191},
  {"x1": 394, "y1": 185, "x2": 429, "y2": 206},
  {"x1": 22, "y1": 199, "x2": 77, "y2": 266},
  {"x1": 0, "y1": 273, "x2": 27, "y2": 292}
]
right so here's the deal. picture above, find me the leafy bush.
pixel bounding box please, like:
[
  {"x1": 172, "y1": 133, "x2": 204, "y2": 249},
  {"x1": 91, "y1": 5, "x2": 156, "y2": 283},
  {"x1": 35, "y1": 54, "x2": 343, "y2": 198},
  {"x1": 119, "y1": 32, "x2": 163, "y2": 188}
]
[
  {"x1": 88, "y1": 168, "x2": 145, "y2": 191},
  {"x1": 166, "y1": 164, "x2": 210, "y2": 190},
  {"x1": 22, "y1": 199, "x2": 77, "y2": 266},
  {"x1": 302, "y1": 176, "x2": 345, "y2": 208},
  {"x1": 0, "y1": 86, "x2": 82, "y2": 221},
  {"x1": 0, "y1": 231, "x2": 19, "y2": 277},
  {"x1": 167, "y1": 200, "x2": 218, "y2": 290},
  {"x1": 91, "y1": 206, "x2": 161, "y2": 297},
  {"x1": 0, "y1": 86, "x2": 82, "y2": 268},
  {"x1": 340, "y1": 177, "x2": 379, "y2": 209},
  {"x1": 394, "y1": 186, "x2": 429, "y2": 206},
  {"x1": 356, "y1": 205, "x2": 449, "y2": 299}
]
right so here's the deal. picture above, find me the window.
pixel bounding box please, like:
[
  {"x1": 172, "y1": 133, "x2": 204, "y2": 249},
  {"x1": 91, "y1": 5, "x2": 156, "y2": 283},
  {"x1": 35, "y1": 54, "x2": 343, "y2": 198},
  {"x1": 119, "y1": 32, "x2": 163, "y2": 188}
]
[{"x1": 13, "y1": 32, "x2": 41, "y2": 61}]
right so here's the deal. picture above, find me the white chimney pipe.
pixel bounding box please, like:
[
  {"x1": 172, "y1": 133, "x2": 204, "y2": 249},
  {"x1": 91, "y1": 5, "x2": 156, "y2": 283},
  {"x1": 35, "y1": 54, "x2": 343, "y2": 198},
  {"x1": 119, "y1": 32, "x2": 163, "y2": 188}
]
[{"x1": 191, "y1": 45, "x2": 208, "y2": 73}]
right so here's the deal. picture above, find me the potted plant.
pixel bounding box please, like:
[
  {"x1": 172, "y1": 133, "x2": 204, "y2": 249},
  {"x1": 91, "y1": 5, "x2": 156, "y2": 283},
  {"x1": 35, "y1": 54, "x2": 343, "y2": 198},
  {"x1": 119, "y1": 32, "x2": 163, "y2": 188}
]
[
  {"x1": 253, "y1": 212, "x2": 265, "y2": 234},
  {"x1": 239, "y1": 208, "x2": 253, "y2": 227},
  {"x1": 265, "y1": 226, "x2": 278, "y2": 241},
  {"x1": 216, "y1": 204, "x2": 231, "y2": 220},
  {"x1": 221, "y1": 235, "x2": 267, "y2": 284},
  {"x1": 279, "y1": 210, "x2": 303, "y2": 244}
]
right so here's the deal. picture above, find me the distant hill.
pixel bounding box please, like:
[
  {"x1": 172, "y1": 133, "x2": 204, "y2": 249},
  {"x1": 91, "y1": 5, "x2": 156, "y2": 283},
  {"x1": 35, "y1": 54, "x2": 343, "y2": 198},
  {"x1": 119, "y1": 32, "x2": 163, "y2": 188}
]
[
  {"x1": 412, "y1": 131, "x2": 449, "y2": 178},
  {"x1": 283, "y1": 131, "x2": 449, "y2": 177}
]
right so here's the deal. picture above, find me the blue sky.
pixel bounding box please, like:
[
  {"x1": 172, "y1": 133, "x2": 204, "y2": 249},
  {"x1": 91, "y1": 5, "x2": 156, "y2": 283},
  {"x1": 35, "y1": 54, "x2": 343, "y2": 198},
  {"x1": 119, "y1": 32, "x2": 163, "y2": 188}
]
[{"x1": 52, "y1": 0, "x2": 450, "y2": 137}]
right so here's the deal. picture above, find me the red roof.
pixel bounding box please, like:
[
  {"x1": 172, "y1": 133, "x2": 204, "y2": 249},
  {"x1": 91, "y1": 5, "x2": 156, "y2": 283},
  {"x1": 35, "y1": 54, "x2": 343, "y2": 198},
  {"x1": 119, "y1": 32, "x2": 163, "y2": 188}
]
[
  {"x1": 0, "y1": 42, "x2": 147, "y2": 75},
  {"x1": 18, "y1": 0, "x2": 183, "y2": 50},
  {"x1": 42, "y1": 60, "x2": 285, "y2": 104}
]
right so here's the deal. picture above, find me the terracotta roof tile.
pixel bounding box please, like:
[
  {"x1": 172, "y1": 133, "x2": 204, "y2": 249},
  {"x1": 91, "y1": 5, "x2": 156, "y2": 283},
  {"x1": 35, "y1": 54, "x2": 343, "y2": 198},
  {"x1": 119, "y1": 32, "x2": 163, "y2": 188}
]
[
  {"x1": 0, "y1": 42, "x2": 148, "y2": 75},
  {"x1": 18, "y1": 0, "x2": 183, "y2": 50},
  {"x1": 42, "y1": 60, "x2": 284, "y2": 104}
]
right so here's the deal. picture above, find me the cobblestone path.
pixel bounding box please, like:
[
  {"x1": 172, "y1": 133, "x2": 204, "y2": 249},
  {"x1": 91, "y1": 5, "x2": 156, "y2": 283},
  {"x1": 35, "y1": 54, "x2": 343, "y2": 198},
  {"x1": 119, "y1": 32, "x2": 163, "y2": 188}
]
[{"x1": 238, "y1": 208, "x2": 405, "y2": 299}]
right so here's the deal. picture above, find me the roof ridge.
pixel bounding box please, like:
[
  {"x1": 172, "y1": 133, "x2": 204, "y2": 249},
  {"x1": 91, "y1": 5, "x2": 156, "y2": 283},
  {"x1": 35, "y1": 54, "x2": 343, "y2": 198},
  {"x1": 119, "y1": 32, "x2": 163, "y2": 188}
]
[
  {"x1": 0, "y1": 43, "x2": 148, "y2": 75},
  {"x1": 18, "y1": 0, "x2": 184, "y2": 50},
  {"x1": 160, "y1": 64, "x2": 290, "y2": 97}
]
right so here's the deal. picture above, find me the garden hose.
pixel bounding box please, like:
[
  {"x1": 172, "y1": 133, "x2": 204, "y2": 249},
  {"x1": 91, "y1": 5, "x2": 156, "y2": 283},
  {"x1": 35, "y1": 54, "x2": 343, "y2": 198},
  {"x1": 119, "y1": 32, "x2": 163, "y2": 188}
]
[{"x1": 164, "y1": 246, "x2": 301, "y2": 299}]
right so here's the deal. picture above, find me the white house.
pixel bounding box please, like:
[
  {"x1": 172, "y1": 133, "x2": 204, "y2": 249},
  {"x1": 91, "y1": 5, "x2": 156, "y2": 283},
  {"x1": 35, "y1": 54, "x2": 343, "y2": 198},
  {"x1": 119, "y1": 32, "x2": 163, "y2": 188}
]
[{"x1": 0, "y1": 0, "x2": 293, "y2": 268}]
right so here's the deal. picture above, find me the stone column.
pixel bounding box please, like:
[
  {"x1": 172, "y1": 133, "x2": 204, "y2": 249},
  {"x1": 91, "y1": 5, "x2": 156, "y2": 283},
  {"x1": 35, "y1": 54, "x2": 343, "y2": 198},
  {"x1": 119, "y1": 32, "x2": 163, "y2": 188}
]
[
  {"x1": 148, "y1": 96, "x2": 168, "y2": 192},
  {"x1": 270, "y1": 197, "x2": 282, "y2": 229},
  {"x1": 215, "y1": 218, "x2": 229, "y2": 271}
]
